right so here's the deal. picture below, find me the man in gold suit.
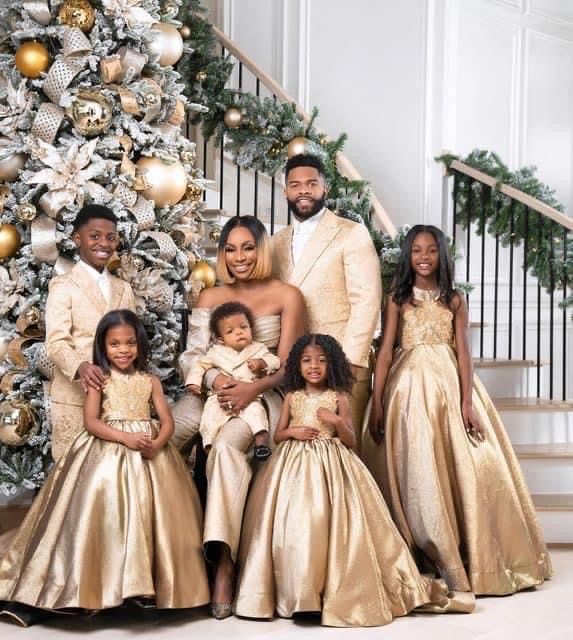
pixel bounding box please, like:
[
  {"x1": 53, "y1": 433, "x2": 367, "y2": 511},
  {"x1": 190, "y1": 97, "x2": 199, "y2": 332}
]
[
  {"x1": 272, "y1": 154, "x2": 382, "y2": 451},
  {"x1": 45, "y1": 204, "x2": 136, "y2": 461}
]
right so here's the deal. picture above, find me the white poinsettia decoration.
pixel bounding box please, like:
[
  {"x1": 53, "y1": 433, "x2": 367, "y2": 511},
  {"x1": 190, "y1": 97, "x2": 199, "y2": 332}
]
[
  {"x1": 101, "y1": 0, "x2": 156, "y2": 28},
  {"x1": 0, "y1": 265, "x2": 24, "y2": 316},
  {"x1": 26, "y1": 138, "x2": 111, "y2": 208},
  {"x1": 0, "y1": 75, "x2": 34, "y2": 135}
]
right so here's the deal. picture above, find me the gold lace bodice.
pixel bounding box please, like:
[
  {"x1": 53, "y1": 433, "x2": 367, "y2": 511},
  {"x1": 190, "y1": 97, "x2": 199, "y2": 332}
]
[
  {"x1": 289, "y1": 389, "x2": 339, "y2": 438},
  {"x1": 399, "y1": 287, "x2": 454, "y2": 350},
  {"x1": 101, "y1": 370, "x2": 152, "y2": 421}
]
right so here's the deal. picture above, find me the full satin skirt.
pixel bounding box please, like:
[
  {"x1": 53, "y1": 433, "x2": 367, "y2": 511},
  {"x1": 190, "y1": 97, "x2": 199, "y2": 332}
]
[
  {"x1": 235, "y1": 438, "x2": 465, "y2": 627},
  {"x1": 362, "y1": 343, "x2": 552, "y2": 594},
  {"x1": 0, "y1": 420, "x2": 210, "y2": 611}
]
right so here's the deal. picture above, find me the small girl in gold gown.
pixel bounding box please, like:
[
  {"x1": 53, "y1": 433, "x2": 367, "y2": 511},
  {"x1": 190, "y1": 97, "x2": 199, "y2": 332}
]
[
  {"x1": 367, "y1": 225, "x2": 552, "y2": 595},
  {"x1": 235, "y1": 333, "x2": 471, "y2": 627},
  {"x1": 0, "y1": 310, "x2": 209, "y2": 622}
]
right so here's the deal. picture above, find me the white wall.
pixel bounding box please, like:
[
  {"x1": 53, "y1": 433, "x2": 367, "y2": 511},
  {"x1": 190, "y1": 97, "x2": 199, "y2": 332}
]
[{"x1": 214, "y1": 0, "x2": 573, "y2": 230}]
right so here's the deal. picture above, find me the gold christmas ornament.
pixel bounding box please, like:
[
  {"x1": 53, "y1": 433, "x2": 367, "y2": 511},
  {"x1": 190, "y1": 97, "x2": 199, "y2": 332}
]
[
  {"x1": 209, "y1": 227, "x2": 221, "y2": 243},
  {"x1": 66, "y1": 91, "x2": 113, "y2": 137},
  {"x1": 15, "y1": 203, "x2": 37, "y2": 222},
  {"x1": 196, "y1": 71, "x2": 207, "y2": 82},
  {"x1": 179, "y1": 25, "x2": 191, "y2": 39},
  {"x1": 191, "y1": 260, "x2": 216, "y2": 288},
  {"x1": 0, "y1": 223, "x2": 21, "y2": 261},
  {"x1": 135, "y1": 156, "x2": 188, "y2": 207},
  {"x1": 0, "y1": 152, "x2": 27, "y2": 182},
  {"x1": 58, "y1": 0, "x2": 96, "y2": 32},
  {"x1": 147, "y1": 23, "x2": 184, "y2": 66},
  {"x1": 223, "y1": 106, "x2": 242, "y2": 129},
  {"x1": 287, "y1": 136, "x2": 308, "y2": 158},
  {"x1": 0, "y1": 399, "x2": 38, "y2": 447},
  {"x1": 185, "y1": 182, "x2": 203, "y2": 203},
  {"x1": 15, "y1": 41, "x2": 51, "y2": 79},
  {"x1": 15, "y1": 307, "x2": 44, "y2": 338},
  {"x1": 106, "y1": 252, "x2": 121, "y2": 273}
]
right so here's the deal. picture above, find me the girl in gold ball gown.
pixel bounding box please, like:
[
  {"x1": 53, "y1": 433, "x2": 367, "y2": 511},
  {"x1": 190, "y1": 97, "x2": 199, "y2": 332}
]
[
  {"x1": 0, "y1": 310, "x2": 209, "y2": 622},
  {"x1": 366, "y1": 225, "x2": 552, "y2": 595},
  {"x1": 235, "y1": 333, "x2": 473, "y2": 628}
]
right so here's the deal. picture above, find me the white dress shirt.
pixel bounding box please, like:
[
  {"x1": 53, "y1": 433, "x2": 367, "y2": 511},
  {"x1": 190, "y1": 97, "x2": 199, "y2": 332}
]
[
  {"x1": 78, "y1": 260, "x2": 111, "y2": 304},
  {"x1": 291, "y1": 207, "x2": 326, "y2": 266}
]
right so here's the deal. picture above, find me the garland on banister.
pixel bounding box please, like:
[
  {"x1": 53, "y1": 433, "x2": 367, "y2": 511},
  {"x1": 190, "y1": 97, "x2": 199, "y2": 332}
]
[{"x1": 438, "y1": 150, "x2": 573, "y2": 305}]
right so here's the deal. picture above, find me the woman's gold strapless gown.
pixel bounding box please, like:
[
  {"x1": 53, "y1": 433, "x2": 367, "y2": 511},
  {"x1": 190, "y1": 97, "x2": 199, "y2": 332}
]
[
  {"x1": 235, "y1": 389, "x2": 473, "y2": 627},
  {"x1": 0, "y1": 370, "x2": 209, "y2": 611},
  {"x1": 362, "y1": 288, "x2": 552, "y2": 595}
]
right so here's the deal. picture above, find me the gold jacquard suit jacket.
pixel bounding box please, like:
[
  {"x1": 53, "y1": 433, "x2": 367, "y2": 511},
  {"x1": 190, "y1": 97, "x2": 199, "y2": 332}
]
[
  {"x1": 271, "y1": 209, "x2": 382, "y2": 368},
  {"x1": 45, "y1": 263, "x2": 136, "y2": 406}
]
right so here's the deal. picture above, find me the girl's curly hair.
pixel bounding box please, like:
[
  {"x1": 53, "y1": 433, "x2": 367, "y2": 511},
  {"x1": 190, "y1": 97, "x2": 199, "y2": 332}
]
[{"x1": 284, "y1": 334, "x2": 354, "y2": 393}]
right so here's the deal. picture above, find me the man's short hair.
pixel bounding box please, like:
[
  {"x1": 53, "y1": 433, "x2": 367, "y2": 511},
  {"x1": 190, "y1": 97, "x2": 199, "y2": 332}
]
[
  {"x1": 73, "y1": 204, "x2": 117, "y2": 232},
  {"x1": 285, "y1": 153, "x2": 327, "y2": 181}
]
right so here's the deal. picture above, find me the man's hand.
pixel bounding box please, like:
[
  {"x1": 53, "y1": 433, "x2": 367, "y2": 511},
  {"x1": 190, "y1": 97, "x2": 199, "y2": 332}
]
[
  {"x1": 186, "y1": 384, "x2": 202, "y2": 396},
  {"x1": 77, "y1": 362, "x2": 106, "y2": 392}
]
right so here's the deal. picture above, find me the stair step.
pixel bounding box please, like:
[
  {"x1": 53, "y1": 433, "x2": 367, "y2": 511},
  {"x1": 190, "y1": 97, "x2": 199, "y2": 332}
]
[
  {"x1": 493, "y1": 397, "x2": 573, "y2": 411},
  {"x1": 513, "y1": 443, "x2": 573, "y2": 458},
  {"x1": 473, "y1": 358, "x2": 540, "y2": 369},
  {"x1": 531, "y1": 493, "x2": 573, "y2": 511}
]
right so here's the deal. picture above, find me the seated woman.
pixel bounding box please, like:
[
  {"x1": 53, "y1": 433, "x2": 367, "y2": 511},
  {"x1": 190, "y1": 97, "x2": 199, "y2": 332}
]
[{"x1": 175, "y1": 215, "x2": 305, "y2": 619}]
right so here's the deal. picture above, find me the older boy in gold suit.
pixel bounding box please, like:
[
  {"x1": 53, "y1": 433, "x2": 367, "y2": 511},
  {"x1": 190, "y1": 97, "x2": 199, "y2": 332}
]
[
  {"x1": 45, "y1": 205, "x2": 136, "y2": 460},
  {"x1": 272, "y1": 154, "x2": 382, "y2": 452}
]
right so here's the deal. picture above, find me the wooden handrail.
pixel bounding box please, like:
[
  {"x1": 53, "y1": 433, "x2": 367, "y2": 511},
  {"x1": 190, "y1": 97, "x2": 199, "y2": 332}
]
[
  {"x1": 449, "y1": 159, "x2": 573, "y2": 231},
  {"x1": 212, "y1": 26, "x2": 397, "y2": 237}
]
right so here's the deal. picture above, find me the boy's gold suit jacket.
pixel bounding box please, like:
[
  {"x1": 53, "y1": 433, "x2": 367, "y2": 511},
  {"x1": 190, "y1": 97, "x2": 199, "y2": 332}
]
[
  {"x1": 271, "y1": 209, "x2": 382, "y2": 368},
  {"x1": 45, "y1": 262, "x2": 136, "y2": 406}
]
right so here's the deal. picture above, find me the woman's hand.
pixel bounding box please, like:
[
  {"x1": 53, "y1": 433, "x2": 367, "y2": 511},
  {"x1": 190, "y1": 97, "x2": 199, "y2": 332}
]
[
  {"x1": 212, "y1": 373, "x2": 233, "y2": 392},
  {"x1": 316, "y1": 407, "x2": 340, "y2": 428},
  {"x1": 186, "y1": 384, "x2": 202, "y2": 396},
  {"x1": 462, "y1": 401, "x2": 485, "y2": 443},
  {"x1": 288, "y1": 426, "x2": 320, "y2": 441},
  {"x1": 368, "y1": 404, "x2": 384, "y2": 445},
  {"x1": 122, "y1": 432, "x2": 151, "y2": 451},
  {"x1": 216, "y1": 380, "x2": 259, "y2": 413},
  {"x1": 140, "y1": 438, "x2": 162, "y2": 460}
]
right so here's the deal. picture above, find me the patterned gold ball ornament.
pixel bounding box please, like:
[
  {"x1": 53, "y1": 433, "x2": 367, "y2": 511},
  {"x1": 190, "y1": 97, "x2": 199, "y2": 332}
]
[
  {"x1": 287, "y1": 136, "x2": 308, "y2": 158},
  {"x1": 147, "y1": 23, "x2": 184, "y2": 66},
  {"x1": 66, "y1": 91, "x2": 113, "y2": 137},
  {"x1": 179, "y1": 25, "x2": 191, "y2": 39},
  {"x1": 0, "y1": 224, "x2": 21, "y2": 262},
  {"x1": 15, "y1": 41, "x2": 51, "y2": 78},
  {"x1": 0, "y1": 152, "x2": 28, "y2": 182},
  {"x1": 191, "y1": 260, "x2": 216, "y2": 288},
  {"x1": 136, "y1": 156, "x2": 188, "y2": 207},
  {"x1": 0, "y1": 399, "x2": 38, "y2": 447},
  {"x1": 223, "y1": 106, "x2": 242, "y2": 129},
  {"x1": 58, "y1": 0, "x2": 96, "y2": 32},
  {"x1": 185, "y1": 182, "x2": 203, "y2": 203},
  {"x1": 15, "y1": 203, "x2": 37, "y2": 222}
]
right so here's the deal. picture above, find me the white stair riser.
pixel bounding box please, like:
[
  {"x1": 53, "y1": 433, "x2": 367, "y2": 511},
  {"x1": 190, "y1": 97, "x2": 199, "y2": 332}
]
[
  {"x1": 517, "y1": 458, "x2": 573, "y2": 494},
  {"x1": 475, "y1": 368, "x2": 544, "y2": 398},
  {"x1": 499, "y1": 410, "x2": 573, "y2": 444},
  {"x1": 535, "y1": 510, "x2": 573, "y2": 544}
]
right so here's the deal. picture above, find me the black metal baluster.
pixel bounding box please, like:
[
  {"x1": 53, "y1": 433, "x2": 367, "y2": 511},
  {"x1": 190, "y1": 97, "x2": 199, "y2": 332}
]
[
  {"x1": 452, "y1": 172, "x2": 458, "y2": 249},
  {"x1": 219, "y1": 45, "x2": 225, "y2": 211},
  {"x1": 536, "y1": 212, "x2": 542, "y2": 397},
  {"x1": 202, "y1": 136, "x2": 208, "y2": 202},
  {"x1": 465, "y1": 179, "x2": 472, "y2": 304},
  {"x1": 493, "y1": 200, "x2": 500, "y2": 359},
  {"x1": 508, "y1": 200, "x2": 515, "y2": 360},
  {"x1": 235, "y1": 62, "x2": 243, "y2": 216},
  {"x1": 270, "y1": 94, "x2": 277, "y2": 235},
  {"x1": 549, "y1": 222, "x2": 555, "y2": 399},
  {"x1": 522, "y1": 208, "x2": 529, "y2": 358},
  {"x1": 479, "y1": 185, "x2": 487, "y2": 358},
  {"x1": 563, "y1": 227, "x2": 568, "y2": 400},
  {"x1": 253, "y1": 78, "x2": 260, "y2": 218}
]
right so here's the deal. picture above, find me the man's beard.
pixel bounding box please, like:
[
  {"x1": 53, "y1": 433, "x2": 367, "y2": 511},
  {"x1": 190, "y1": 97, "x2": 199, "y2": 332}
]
[{"x1": 287, "y1": 195, "x2": 326, "y2": 221}]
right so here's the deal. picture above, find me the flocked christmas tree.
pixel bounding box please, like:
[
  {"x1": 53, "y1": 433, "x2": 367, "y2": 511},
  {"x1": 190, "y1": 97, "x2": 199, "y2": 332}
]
[{"x1": 0, "y1": 0, "x2": 217, "y2": 494}]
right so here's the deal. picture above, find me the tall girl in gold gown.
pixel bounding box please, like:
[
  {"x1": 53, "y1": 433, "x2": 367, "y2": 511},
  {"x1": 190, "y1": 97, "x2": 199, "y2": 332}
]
[
  {"x1": 235, "y1": 334, "x2": 469, "y2": 627},
  {"x1": 367, "y1": 225, "x2": 552, "y2": 595},
  {"x1": 0, "y1": 310, "x2": 209, "y2": 620}
]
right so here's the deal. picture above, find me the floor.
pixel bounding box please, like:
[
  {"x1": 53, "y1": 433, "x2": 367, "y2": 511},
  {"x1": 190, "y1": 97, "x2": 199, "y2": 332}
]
[{"x1": 1, "y1": 549, "x2": 571, "y2": 639}]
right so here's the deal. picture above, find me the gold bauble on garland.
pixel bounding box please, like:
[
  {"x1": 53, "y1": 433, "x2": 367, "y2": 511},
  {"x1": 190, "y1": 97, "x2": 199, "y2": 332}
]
[
  {"x1": 66, "y1": 91, "x2": 113, "y2": 137},
  {"x1": 0, "y1": 152, "x2": 28, "y2": 182},
  {"x1": 0, "y1": 223, "x2": 21, "y2": 262},
  {"x1": 147, "y1": 23, "x2": 184, "y2": 66},
  {"x1": 179, "y1": 25, "x2": 191, "y2": 39},
  {"x1": 135, "y1": 156, "x2": 188, "y2": 207},
  {"x1": 185, "y1": 183, "x2": 203, "y2": 203},
  {"x1": 15, "y1": 203, "x2": 37, "y2": 222},
  {"x1": 223, "y1": 106, "x2": 243, "y2": 129},
  {"x1": 0, "y1": 399, "x2": 38, "y2": 446},
  {"x1": 287, "y1": 136, "x2": 308, "y2": 158},
  {"x1": 190, "y1": 260, "x2": 216, "y2": 288},
  {"x1": 58, "y1": 0, "x2": 96, "y2": 32},
  {"x1": 196, "y1": 71, "x2": 207, "y2": 82},
  {"x1": 15, "y1": 41, "x2": 51, "y2": 78}
]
